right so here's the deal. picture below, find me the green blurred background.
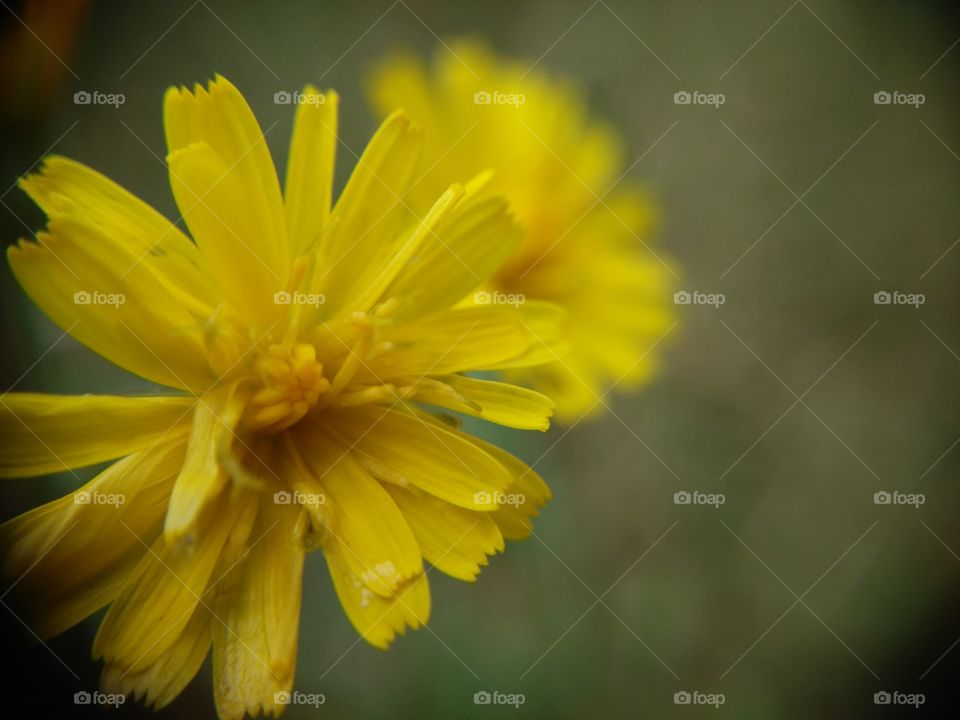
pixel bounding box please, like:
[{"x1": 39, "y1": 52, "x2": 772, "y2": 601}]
[{"x1": 2, "y1": 0, "x2": 959, "y2": 717}]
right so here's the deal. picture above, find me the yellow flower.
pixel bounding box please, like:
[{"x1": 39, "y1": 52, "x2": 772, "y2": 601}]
[
  {"x1": 367, "y1": 40, "x2": 676, "y2": 422},
  {"x1": 1, "y1": 75, "x2": 560, "y2": 718}
]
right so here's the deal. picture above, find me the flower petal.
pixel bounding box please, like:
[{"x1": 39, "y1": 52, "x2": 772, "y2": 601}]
[
  {"x1": 361, "y1": 302, "x2": 566, "y2": 379},
  {"x1": 296, "y1": 430, "x2": 422, "y2": 597},
  {"x1": 164, "y1": 76, "x2": 288, "y2": 278},
  {"x1": 167, "y1": 142, "x2": 282, "y2": 330},
  {"x1": 8, "y1": 216, "x2": 214, "y2": 390},
  {"x1": 164, "y1": 382, "x2": 244, "y2": 543},
  {"x1": 323, "y1": 539, "x2": 430, "y2": 649},
  {"x1": 488, "y1": 300, "x2": 569, "y2": 368},
  {"x1": 101, "y1": 605, "x2": 211, "y2": 710},
  {"x1": 470, "y1": 433, "x2": 551, "y2": 540},
  {"x1": 0, "y1": 393, "x2": 193, "y2": 477},
  {"x1": 383, "y1": 186, "x2": 522, "y2": 319},
  {"x1": 257, "y1": 503, "x2": 305, "y2": 683},
  {"x1": 313, "y1": 111, "x2": 421, "y2": 312},
  {"x1": 211, "y1": 501, "x2": 303, "y2": 720},
  {"x1": 343, "y1": 182, "x2": 465, "y2": 316},
  {"x1": 19, "y1": 155, "x2": 216, "y2": 312},
  {"x1": 504, "y1": 360, "x2": 600, "y2": 424},
  {"x1": 93, "y1": 489, "x2": 247, "y2": 671},
  {"x1": 328, "y1": 405, "x2": 511, "y2": 510},
  {"x1": 1, "y1": 435, "x2": 187, "y2": 638},
  {"x1": 385, "y1": 483, "x2": 504, "y2": 582},
  {"x1": 413, "y1": 409, "x2": 551, "y2": 539},
  {"x1": 406, "y1": 374, "x2": 554, "y2": 430},
  {"x1": 284, "y1": 86, "x2": 338, "y2": 256}
]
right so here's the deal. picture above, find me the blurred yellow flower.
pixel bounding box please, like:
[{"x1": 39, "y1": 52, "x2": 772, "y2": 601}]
[
  {"x1": 1, "y1": 75, "x2": 559, "y2": 718},
  {"x1": 368, "y1": 40, "x2": 676, "y2": 422}
]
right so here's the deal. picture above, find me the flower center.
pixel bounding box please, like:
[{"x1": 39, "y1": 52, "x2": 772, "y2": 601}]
[{"x1": 245, "y1": 342, "x2": 330, "y2": 433}]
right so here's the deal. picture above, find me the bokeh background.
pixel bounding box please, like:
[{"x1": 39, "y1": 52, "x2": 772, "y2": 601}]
[{"x1": 2, "y1": 0, "x2": 959, "y2": 717}]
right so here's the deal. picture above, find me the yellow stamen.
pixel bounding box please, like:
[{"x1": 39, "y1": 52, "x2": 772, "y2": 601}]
[{"x1": 245, "y1": 343, "x2": 329, "y2": 433}]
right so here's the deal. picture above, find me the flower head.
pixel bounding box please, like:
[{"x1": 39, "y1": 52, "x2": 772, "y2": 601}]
[
  {"x1": 1, "y1": 75, "x2": 560, "y2": 718},
  {"x1": 367, "y1": 40, "x2": 676, "y2": 421}
]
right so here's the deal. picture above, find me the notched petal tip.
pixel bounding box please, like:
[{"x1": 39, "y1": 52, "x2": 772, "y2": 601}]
[{"x1": 6, "y1": 238, "x2": 30, "y2": 258}]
